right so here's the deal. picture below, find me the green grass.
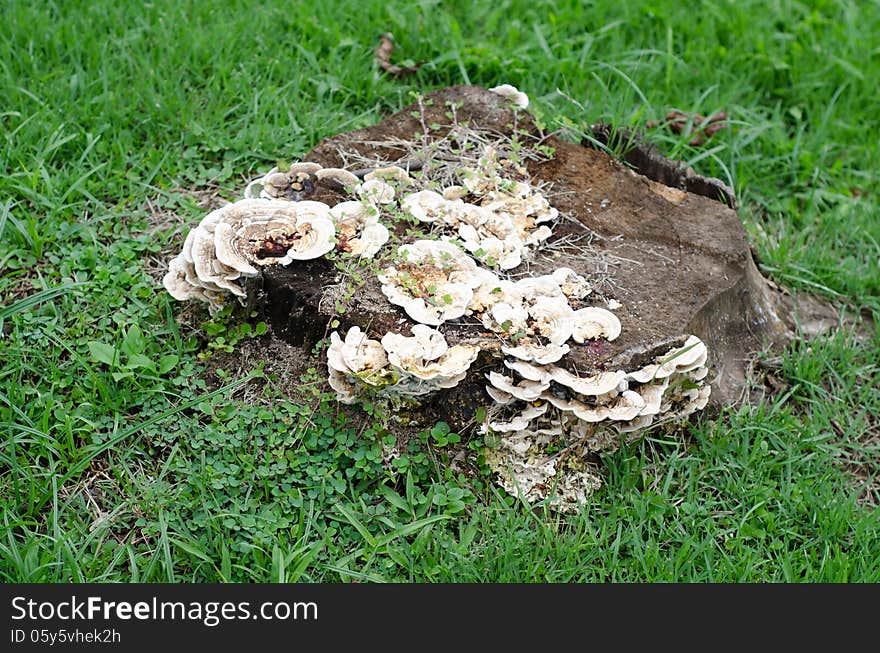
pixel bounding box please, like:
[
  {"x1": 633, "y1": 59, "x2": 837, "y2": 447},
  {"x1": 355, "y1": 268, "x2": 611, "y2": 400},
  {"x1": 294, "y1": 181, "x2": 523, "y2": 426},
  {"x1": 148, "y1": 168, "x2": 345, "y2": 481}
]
[{"x1": 1, "y1": 0, "x2": 878, "y2": 582}]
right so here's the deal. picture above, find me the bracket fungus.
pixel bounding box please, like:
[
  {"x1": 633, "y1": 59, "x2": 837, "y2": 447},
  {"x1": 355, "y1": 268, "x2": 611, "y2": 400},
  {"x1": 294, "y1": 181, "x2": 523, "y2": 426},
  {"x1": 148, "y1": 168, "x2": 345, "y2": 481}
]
[
  {"x1": 377, "y1": 239, "x2": 482, "y2": 326},
  {"x1": 244, "y1": 162, "x2": 323, "y2": 201},
  {"x1": 380, "y1": 325, "x2": 479, "y2": 396},
  {"x1": 326, "y1": 325, "x2": 479, "y2": 402},
  {"x1": 488, "y1": 83, "x2": 529, "y2": 110},
  {"x1": 163, "y1": 198, "x2": 336, "y2": 312},
  {"x1": 329, "y1": 201, "x2": 390, "y2": 258},
  {"x1": 163, "y1": 84, "x2": 844, "y2": 510},
  {"x1": 327, "y1": 326, "x2": 394, "y2": 404}
]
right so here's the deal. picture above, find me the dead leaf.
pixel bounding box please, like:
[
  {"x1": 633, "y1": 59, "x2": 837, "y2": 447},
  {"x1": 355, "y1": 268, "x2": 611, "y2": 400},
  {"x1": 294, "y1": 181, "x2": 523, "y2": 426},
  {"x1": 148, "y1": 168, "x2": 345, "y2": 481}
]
[
  {"x1": 375, "y1": 33, "x2": 424, "y2": 77},
  {"x1": 647, "y1": 109, "x2": 728, "y2": 146}
]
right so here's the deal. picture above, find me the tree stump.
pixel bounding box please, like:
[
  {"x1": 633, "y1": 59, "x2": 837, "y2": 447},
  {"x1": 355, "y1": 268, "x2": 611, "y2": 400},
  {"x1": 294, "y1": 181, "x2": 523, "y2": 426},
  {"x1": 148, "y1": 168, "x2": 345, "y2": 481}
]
[
  {"x1": 260, "y1": 85, "x2": 836, "y2": 401},
  {"x1": 171, "y1": 85, "x2": 841, "y2": 507}
]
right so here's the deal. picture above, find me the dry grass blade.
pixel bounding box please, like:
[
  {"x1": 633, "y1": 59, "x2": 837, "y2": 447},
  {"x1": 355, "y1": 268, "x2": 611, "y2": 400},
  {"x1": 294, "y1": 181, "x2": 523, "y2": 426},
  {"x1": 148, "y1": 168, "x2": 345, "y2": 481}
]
[{"x1": 375, "y1": 33, "x2": 423, "y2": 77}]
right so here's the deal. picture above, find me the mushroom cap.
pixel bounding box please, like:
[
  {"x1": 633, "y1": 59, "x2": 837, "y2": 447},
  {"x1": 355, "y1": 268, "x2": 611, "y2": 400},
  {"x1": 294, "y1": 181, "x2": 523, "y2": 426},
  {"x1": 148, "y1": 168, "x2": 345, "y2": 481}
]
[
  {"x1": 496, "y1": 242, "x2": 524, "y2": 270},
  {"x1": 457, "y1": 223, "x2": 482, "y2": 250},
  {"x1": 527, "y1": 296, "x2": 574, "y2": 344},
  {"x1": 378, "y1": 240, "x2": 481, "y2": 325},
  {"x1": 415, "y1": 283, "x2": 474, "y2": 325},
  {"x1": 340, "y1": 326, "x2": 388, "y2": 374},
  {"x1": 637, "y1": 379, "x2": 670, "y2": 416},
  {"x1": 486, "y1": 371, "x2": 550, "y2": 401},
  {"x1": 190, "y1": 226, "x2": 245, "y2": 297},
  {"x1": 485, "y1": 300, "x2": 529, "y2": 334},
  {"x1": 203, "y1": 199, "x2": 336, "y2": 275},
  {"x1": 544, "y1": 390, "x2": 645, "y2": 423},
  {"x1": 551, "y1": 267, "x2": 592, "y2": 300},
  {"x1": 328, "y1": 201, "x2": 388, "y2": 258},
  {"x1": 328, "y1": 327, "x2": 388, "y2": 379},
  {"x1": 501, "y1": 342, "x2": 570, "y2": 365},
  {"x1": 409, "y1": 324, "x2": 449, "y2": 359},
  {"x1": 488, "y1": 84, "x2": 530, "y2": 109},
  {"x1": 330, "y1": 200, "x2": 380, "y2": 239},
  {"x1": 289, "y1": 162, "x2": 323, "y2": 175},
  {"x1": 457, "y1": 203, "x2": 491, "y2": 227},
  {"x1": 281, "y1": 209, "x2": 336, "y2": 261},
  {"x1": 315, "y1": 167, "x2": 360, "y2": 187},
  {"x1": 253, "y1": 162, "x2": 322, "y2": 200},
  {"x1": 243, "y1": 166, "x2": 279, "y2": 200},
  {"x1": 381, "y1": 324, "x2": 448, "y2": 366},
  {"x1": 327, "y1": 331, "x2": 351, "y2": 374},
  {"x1": 467, "y1": 268, "x2": 515, "y2": 314},
  {"x1": 442, "y1": 185, "x2": 468, "y2": 200},
  {"x1": 486, "y1": 385, "x2": 517, "y2": 406},
  {"x1": 462, "y1": 234, "x2": 524, "y2": 270},
  {"x1": 604, "y1": 391, "x2": 646, "y2": 421},
  {"x1": 328, "y1": 368, "x2": 358, "y2": 405},
  {"x1": 503, "y1": 359, "x2": 554, "y2": 384},
  {"x1": 397, "y1": 240, "x2": 478, "y2": 278},
  {"x1": 348, "y1": 222, "x2": 390, "y2": 258},
  {"x1": 402, "y1": 190, "x2": 448, "y2": 222},
  {"x1": 179, "y1": 248, "x2": 224, "y2": 293},
  {"x1": 181, "y1": 226, "x2": 197, "y2": 263},
  {"x1": 395, "y1": 343, "x2": 478, "y2": 382},
  {"x1": 549, "y1": 368, "x2": 626, "y2": 396},
  {"x1": 358, "y1": 179, "x2": 396, "y2": 204},
  {"x1": 377, "y1": 326, "x2": 477, "y2": 393},
  {"x1": 626, "y1": 364, "x2": 664, "y2": 384},
  {"x1": 524, "y1": 224, "x2": 553, "y2": 246},
  {"x1": 570, "y1": 307, "x2": 622, "y2": 342},
  {"x1": 515, "y1": 275, "x2": 567, "y2": 301},
  {"x1": 330, "y1": 200, "x2": 379, "y2": 228},
  {"x1": 615, "y1": 414, "x2": 655, "y2": 434},
  {"x1": 481, "y1": 212, "x2": 515, "y2": 238},
  {"x1": 488, "y1": 403, "x2": 550, "y2": 433},
  {"x1": 163, "y1": 254, "x2": 222, "y2": 304},
  {"x1": 689, "y1": 365, "x2": 710, "y2": 381},
  {"x1": 657, "y1": 335, "x2": 708, "y2": 374},
  {"x1": 628, "y1": 336, "x2": 709, "y2": 383}
]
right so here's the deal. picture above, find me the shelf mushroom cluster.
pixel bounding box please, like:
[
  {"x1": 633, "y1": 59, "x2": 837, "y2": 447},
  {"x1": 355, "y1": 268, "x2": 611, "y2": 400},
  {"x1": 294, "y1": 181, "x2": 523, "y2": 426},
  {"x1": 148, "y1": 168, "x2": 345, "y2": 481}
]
[
  {"x1": 399, "y1": 147, "x2": 556, "y2": 270},
  {"x1": 163, "y1": 199, "x2": 337, "y2": 312},
  {"x1": 327, "y1": 325, "x2": 479, "y2": 403},
  {"x1": 483, "y1": 335, "x2": 711, "y2": 509},
  {"x1": 163, "y1": 164, "x2": 401, "y2": 312}
]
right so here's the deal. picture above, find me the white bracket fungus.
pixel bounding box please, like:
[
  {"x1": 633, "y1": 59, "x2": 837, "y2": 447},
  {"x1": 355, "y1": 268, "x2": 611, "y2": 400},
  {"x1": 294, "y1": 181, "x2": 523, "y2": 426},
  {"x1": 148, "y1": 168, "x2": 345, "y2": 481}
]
[
  {"x1": 329, "y1": 201, "x2": 390, "y2": 258},
  {"x1": 393, "y1": 147, "x2": 558, "y2": 270},
  {"x1": 570, "y1": 307, "x2": 622, "y2": 343},
  {"x1": 380, "y1": 325, "x2": 479, "y2": 396},
  {"x1": 481, "y1": 333, "x2": 712, "y2": 509},
  {"x1": 364, "y1": 165, "x2": 413, "y2": 186},
  {"x1": 327, "y1": 327, "x2": 393, "y2": 404},
  {"x1": 315, "y1": 167, "x2": 361, "y2": 188},
  {"x1": 244, "y1": 162, "x2": 323, "y2": 201},
  {"x1": 163, "y1": 198, "x2": 337, "y2": 312},
  {"x1": 377, "y1": 239, "x2": 481, "y2": 326},
  {"x1": 357, "y1": 179, "x2": 396, "y2": 204},
  {"x1": 488, "y1": 84, "x2": 529, "y2": 110},
  {"x1": 327, "y1": 325, "x2": 478, "y2": 403}
]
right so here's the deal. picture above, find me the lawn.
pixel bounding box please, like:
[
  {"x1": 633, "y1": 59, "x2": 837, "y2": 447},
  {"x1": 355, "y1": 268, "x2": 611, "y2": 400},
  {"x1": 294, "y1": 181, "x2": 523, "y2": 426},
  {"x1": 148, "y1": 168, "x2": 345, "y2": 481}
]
[{"x1": 1, "y1": 0, "x2": 878, "y2": 582}]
